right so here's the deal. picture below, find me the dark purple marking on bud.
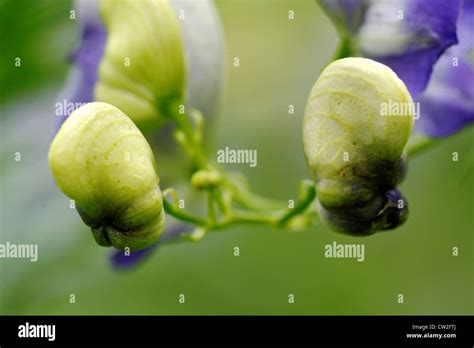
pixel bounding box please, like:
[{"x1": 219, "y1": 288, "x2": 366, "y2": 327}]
[{"x1": 317, "y1": 187, "x2": 409, "y2": 236}]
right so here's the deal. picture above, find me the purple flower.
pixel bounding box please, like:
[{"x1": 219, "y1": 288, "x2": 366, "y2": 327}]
[
  {"x1": 415, "y1": 0, "x2": 474, "y2": 137},
  {"x1": 319, "y1": 0, "x2": 461, "y2": 97},
  {"x1": 319, "y1": 0, "x2": 473, "y2": 137},
  {"x1": 110, "y1": 244, "x2": 156, "y2": 270},
  {"x1": 110, "y1": 222, "x2": 189, "y2": 270},
  {"x1": 55, "y1": 0, "x2": 106, "y2": 130}
]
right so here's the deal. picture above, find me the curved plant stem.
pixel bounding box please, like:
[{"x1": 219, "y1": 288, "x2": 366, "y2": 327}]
[
  {"x1": 170, "y1": 109, "x2": 208, "y2": 170},
  {"x1": 162, "y1": 199, "x2": 207, "y2": 227},
  {"x1": 161, "y1": 106, "x2": 319, "y2": 238},
  {"x1": 222, "y1": 174, "x2": 286, "y2": 211},
  {"x1": 276, "y1": 180, "x2": 316, "y2": 227}
]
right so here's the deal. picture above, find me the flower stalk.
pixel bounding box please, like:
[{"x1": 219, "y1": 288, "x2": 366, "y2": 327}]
[{"x1": 162, "y1": 105, "x2": 317, "y2": 240}]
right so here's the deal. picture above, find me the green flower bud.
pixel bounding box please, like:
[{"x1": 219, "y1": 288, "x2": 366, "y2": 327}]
[
  {"x1": 191, "y1": 169, "x2": 221, "y2": 190},
  {"x1": 302, "y1": 57, "x2": 414, "y2": 235},
  {"x1": 49, "y1": 102, "x2": 165, "y2": 250},
  {"x1": 95, "y1": 0, "x2": 185, "y2": 132}
]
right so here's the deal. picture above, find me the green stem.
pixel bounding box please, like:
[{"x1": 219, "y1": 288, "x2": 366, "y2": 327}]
[
  {"x1": 212, "y1": 188, "x2": 231, "y2": 217},
  {"x1": 207, "y1": 191, "x2": 216, "y2": 224},
  {"x1": 162, "y1": 198, "x2": 207, "y2": 227},
  {"x1": 222, "y1": 174, "x2": 285, "y2": 211},
  {"x1": 163, "y1": 194, "x2": 281, "y2": 230},
  {"x1": 212, "y1": 210, "x2": 280, "y2": 230},
  {"x1": 164, "y1": 106, "x2": 319, "y2": 238},
  {"x1": 169, "y1": 106, "x2": 208, "y2": 170},
  {"x1": 276, "y1": 180, "x2": 316, "y2": 227},
  {"x1": 229, "y1": 184, "x2": 285, "y2": 211},
  {"x1": 332, "y1": 35, "x2": 355, "y2": 61}
]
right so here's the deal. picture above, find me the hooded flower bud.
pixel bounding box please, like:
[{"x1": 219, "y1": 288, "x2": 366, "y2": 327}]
[
  {"x1": 56, "y1": 0, "x2": 224, "y2": 136},
  {"x1": 94, "y1": 0, "x2": 186, "y2": 131},
  {"x1": 303, "y1": 57, "x2": 414, "y2": 235},
  {"x1": 49, "y1": 102, "x2": 165, "y2": 250}
]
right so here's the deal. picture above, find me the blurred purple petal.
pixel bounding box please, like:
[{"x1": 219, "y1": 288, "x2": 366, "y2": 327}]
[
  {"x1": 320, "y1": 0, "x2": 461, "y2": 97},
  {"x1": 318, "y1": 0, "x2": 368, "y2": 33},
  {"x1": 70, "y1": 0, "x2": 106, "y2": 80},
  {"x1": 54, "y1": 0, "x2": 106, "y2": 131},
  {"x1": 415, "y1": 0, "x2": 474, "y2": 136},
  {"x1": 110, "y1": 222, "x2": 189, "y2": 270},
  {"x1": 110, "y1": 244, "x2": 157, "y2": 270}
]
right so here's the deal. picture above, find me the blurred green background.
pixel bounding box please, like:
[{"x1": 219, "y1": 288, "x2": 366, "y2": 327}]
[{"x1": 0, "y1": 0, "x2": 472, "y2": 315}]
